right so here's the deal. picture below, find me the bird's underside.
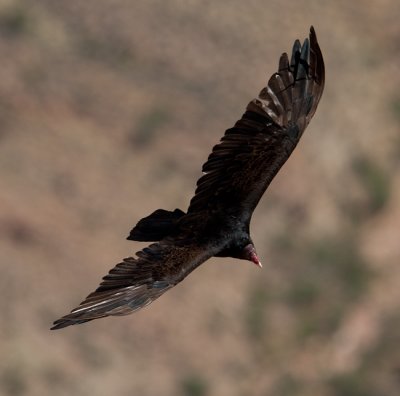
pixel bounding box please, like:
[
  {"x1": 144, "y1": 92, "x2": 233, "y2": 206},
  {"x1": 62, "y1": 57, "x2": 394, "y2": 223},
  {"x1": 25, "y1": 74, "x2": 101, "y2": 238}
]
[{"x1": 51, "y1": 26, "x2": 324, "y2": 330}]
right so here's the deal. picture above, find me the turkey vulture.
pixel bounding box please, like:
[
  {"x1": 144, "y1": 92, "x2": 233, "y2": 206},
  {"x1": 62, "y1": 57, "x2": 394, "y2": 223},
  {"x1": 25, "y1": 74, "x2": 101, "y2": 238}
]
[{"x1": 51, "y1": 27, "x2": 324, "y2": 330}]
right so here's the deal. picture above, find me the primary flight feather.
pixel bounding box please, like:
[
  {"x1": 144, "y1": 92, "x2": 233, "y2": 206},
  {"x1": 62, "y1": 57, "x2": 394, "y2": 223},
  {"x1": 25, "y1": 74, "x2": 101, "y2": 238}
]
[{"x1": 52, "y1": 26, "x2": 325, "y2": 330}]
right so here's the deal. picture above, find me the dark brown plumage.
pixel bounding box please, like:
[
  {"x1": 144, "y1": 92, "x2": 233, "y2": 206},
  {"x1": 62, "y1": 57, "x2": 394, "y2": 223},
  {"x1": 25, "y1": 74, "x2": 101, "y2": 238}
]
[{"x1": 51, "y1": 27, "x2": 325, "y2": 330}]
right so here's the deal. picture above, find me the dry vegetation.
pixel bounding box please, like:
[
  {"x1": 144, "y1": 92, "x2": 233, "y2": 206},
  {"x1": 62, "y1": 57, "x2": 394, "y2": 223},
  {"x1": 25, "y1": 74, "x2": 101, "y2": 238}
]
[{"x1": 1, "y1": 1, "x2": 400, "y2": 395}]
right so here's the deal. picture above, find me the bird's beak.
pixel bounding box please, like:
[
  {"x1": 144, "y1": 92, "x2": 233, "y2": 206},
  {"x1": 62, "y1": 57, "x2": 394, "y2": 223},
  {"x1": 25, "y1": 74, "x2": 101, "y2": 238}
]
[
  {"x1": 250, "y1": 251, "x2": 262, "y2": 268},
  {"x1": 244, "y1": 244, "x2": 262, "y2": 268}
]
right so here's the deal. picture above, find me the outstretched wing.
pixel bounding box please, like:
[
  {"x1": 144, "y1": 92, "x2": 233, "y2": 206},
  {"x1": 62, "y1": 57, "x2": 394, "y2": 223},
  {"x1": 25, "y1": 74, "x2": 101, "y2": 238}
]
[
  {"x1": 51, "y1": 238, "x2": 214, "y2": 329},
  {"x1": 188, "y1": 27, "x2": 325, "y2": 222}
]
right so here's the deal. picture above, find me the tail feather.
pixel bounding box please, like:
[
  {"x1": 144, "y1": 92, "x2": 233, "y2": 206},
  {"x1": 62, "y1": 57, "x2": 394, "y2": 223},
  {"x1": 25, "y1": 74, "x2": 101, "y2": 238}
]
[{"x1": 127, "y1": 208, "x2": 185, "y2": 242}]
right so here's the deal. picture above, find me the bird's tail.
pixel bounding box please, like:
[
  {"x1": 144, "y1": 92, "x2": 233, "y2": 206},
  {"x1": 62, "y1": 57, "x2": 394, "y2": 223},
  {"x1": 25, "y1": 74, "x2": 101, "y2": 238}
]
[{"x1": 127, "y1": 208, "x2": 185, "y2": 241}]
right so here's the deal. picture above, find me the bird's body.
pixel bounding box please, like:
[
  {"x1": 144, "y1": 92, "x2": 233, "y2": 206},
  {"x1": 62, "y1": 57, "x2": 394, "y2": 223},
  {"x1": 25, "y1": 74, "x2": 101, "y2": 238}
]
[{"x1": 52, "y1": 27, "x2": 325, "y2": 330}]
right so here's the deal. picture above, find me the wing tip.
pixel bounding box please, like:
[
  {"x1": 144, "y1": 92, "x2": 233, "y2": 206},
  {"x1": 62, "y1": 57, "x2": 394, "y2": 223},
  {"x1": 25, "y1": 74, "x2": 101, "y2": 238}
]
[
  {"x1": 50, "y1": 316, "x2": 91, "y2": 330},
  {"x1": 50, "y1": 321, "x2": 65, "y2": 330},
  {"x1": 50, "y1": 320, "x2": 72, "y2": 330},
  {"x1": 251, "y1": 26, "x2": 324, "y2": 129}
]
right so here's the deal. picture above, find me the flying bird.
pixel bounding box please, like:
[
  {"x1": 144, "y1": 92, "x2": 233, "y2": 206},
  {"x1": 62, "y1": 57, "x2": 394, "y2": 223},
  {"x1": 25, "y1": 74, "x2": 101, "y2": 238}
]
[{"x1": 51, "y1": 27, "x2": 324, "y2": 330}]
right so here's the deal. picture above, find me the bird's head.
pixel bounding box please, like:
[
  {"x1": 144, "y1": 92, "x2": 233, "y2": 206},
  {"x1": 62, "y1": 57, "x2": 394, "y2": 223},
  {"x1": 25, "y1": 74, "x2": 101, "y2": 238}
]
[{"x1": 241, "y1": 243, "x2": 262, "y2": 268}]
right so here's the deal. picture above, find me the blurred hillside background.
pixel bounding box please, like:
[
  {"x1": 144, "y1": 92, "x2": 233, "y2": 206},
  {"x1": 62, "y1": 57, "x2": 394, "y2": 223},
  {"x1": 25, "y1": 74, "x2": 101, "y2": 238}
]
[{"x1": 1, "y1": 1, "x2": 400, "y2": 395}]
